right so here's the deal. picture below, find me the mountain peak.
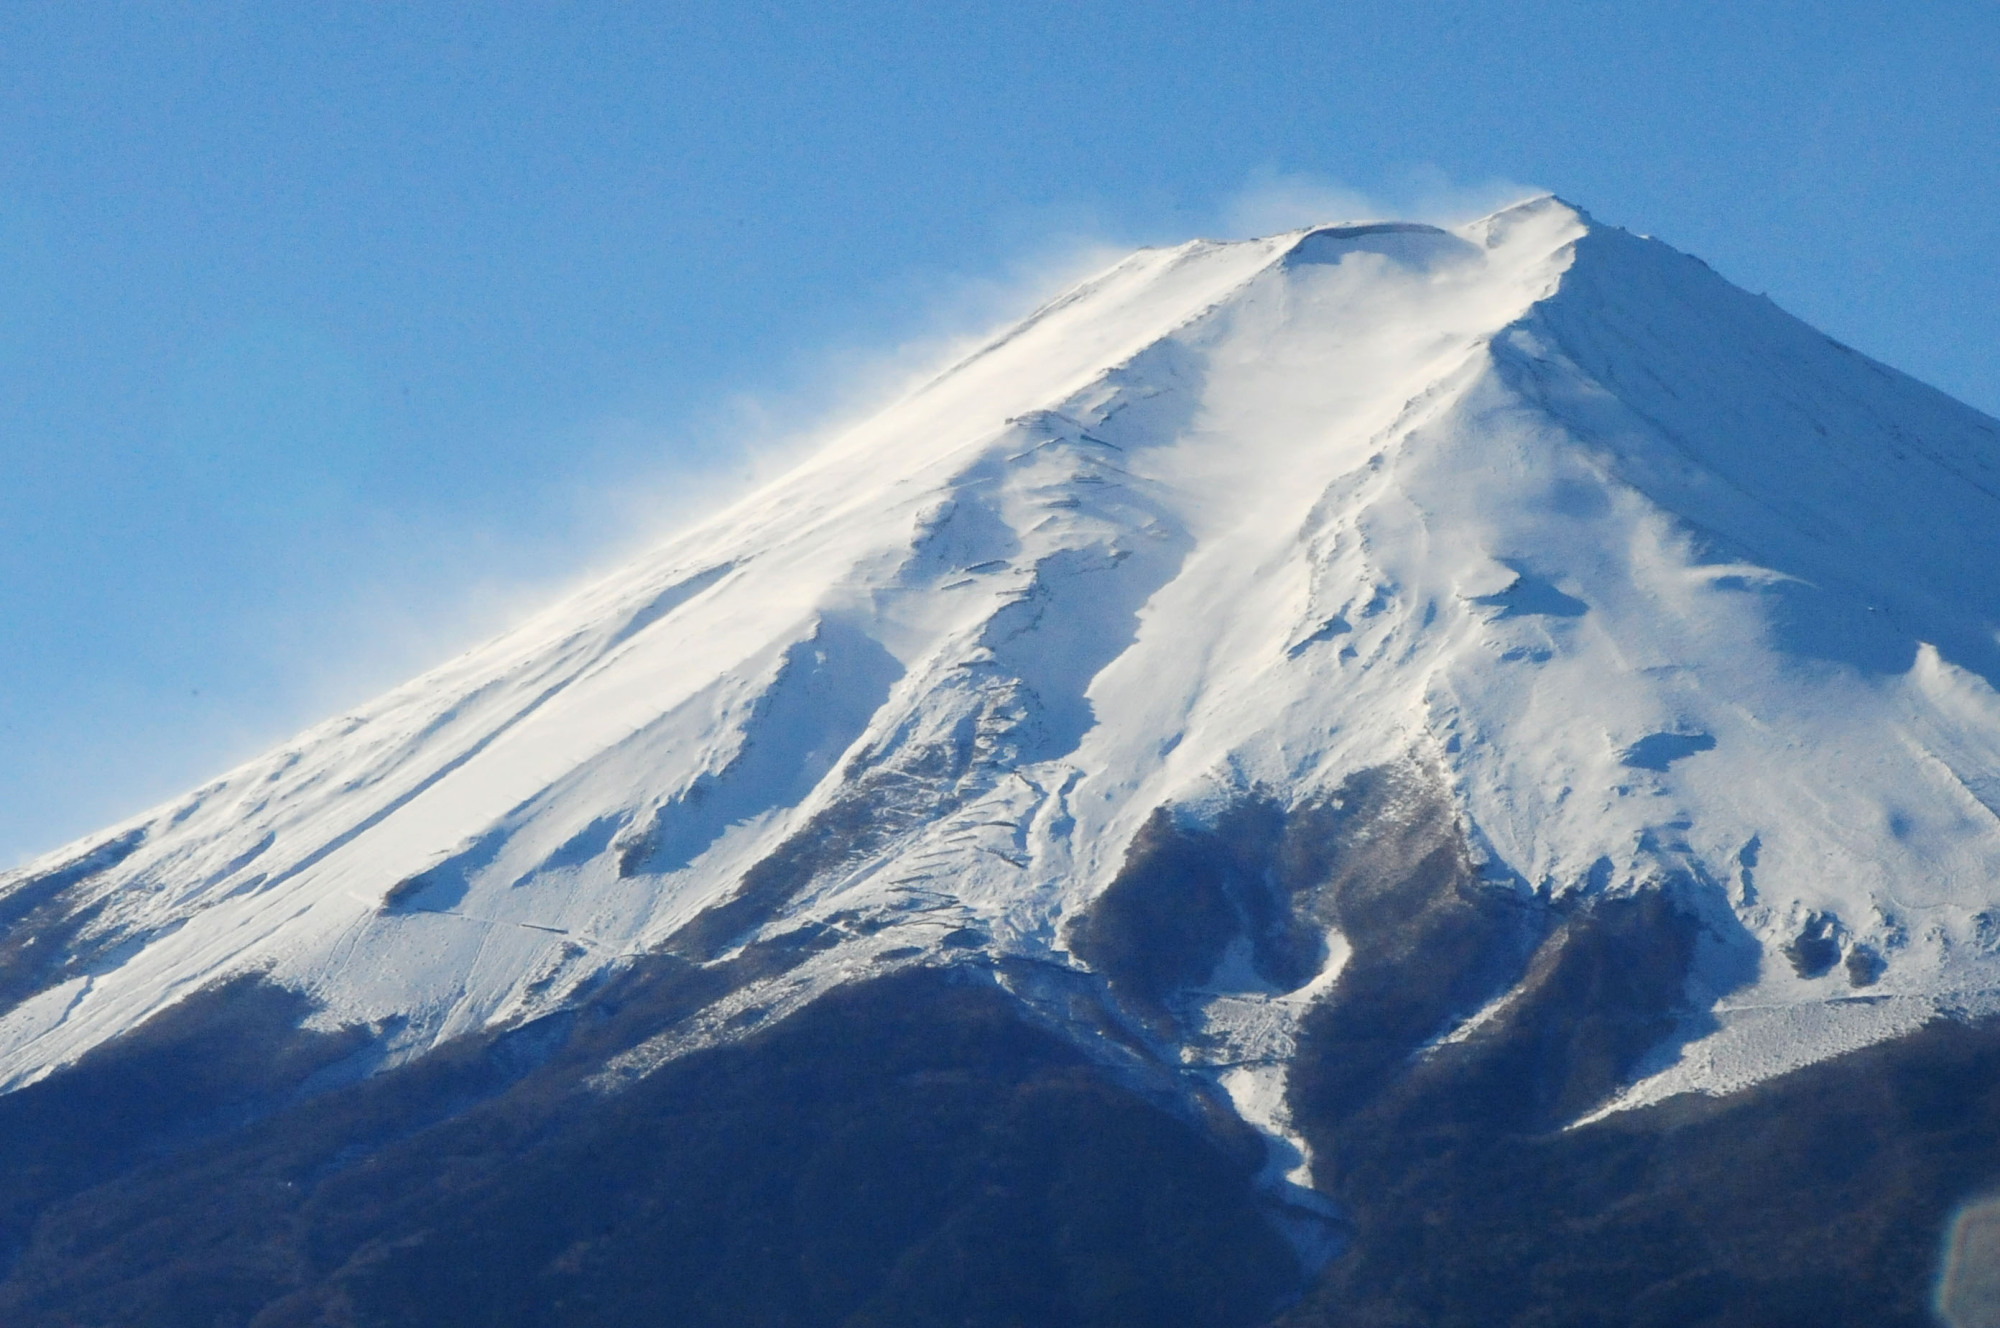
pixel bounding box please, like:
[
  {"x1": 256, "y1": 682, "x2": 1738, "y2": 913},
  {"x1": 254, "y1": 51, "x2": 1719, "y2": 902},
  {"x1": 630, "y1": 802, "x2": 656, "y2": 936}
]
[
  {"x1": 4, "y1": 197, "x2": 1999, "y2": 1160},
  {"x1": 7, "y1": 196, "x2": 2000, "y2": 1321}
]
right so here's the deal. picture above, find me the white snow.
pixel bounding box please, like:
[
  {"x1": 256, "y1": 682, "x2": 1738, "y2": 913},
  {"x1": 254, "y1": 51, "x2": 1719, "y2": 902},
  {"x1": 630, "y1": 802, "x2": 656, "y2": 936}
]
[{"x1": 6, "y1": 196, "x2": 2000, "y2": 1143}]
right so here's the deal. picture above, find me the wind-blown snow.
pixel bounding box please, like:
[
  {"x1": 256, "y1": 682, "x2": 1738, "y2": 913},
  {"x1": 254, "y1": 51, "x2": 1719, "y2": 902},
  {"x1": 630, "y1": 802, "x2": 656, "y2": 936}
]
[{"x1": 7, "y1": 198, "x2": 2000, "y2": 1153}]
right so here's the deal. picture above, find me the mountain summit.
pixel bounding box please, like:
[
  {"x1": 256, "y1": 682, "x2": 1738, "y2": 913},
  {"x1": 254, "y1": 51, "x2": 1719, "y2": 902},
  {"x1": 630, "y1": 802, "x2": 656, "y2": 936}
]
[{"x1": 5, "y1": 197, "x2": 2000, "y2": 1325}]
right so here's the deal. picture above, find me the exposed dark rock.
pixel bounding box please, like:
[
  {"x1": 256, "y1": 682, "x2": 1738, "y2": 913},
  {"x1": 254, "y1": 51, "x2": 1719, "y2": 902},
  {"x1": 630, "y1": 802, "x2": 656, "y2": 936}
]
[
  {"x1": 0, "y1": 827, "x2": 148, "y2": 1017},
  {"x1": 1786, "y1": 911, "x2": 1844, "y2": 978},
  {"x1": 665, "y1": 782, "x2": 907, "y2": 960},
  {"x1": 665, "y1": 721, "x2": 989, "y2": 962},
  {"x1": 0, "y1": 828, "x2": 146, "y2": 934},
  {"x1": 1065, "y1": 780, "x2": 1430, "y2": 1028},
  {"x1": 1068, "y1": 804, "x2": 1266, "y2": 1019},
  {"x1": 1281, "y1": 768, "x2": 1548, "y2": 1122},
  {"x1": 1847, "y1": 944, "x2": 1888, "y2": 987}
]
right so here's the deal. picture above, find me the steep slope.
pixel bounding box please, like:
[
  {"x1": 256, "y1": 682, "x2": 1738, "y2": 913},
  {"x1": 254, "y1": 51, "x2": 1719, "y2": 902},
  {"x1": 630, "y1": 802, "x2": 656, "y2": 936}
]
[{"x1": 5, "y1": 196, "x2": 2000, "y2": 1324}]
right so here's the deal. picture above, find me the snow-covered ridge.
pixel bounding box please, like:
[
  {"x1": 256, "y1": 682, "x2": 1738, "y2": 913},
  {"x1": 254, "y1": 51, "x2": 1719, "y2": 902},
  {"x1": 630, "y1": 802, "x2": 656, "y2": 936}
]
[{"x1": 6, "y1": 197, "x2": 2000, "y2": 1146}]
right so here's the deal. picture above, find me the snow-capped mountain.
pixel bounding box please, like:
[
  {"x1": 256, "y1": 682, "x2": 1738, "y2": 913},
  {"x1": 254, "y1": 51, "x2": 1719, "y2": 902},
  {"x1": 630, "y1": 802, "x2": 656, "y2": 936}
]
[{"x1": 5, "y1": 195, "x2": 2000, "y2": 1326}]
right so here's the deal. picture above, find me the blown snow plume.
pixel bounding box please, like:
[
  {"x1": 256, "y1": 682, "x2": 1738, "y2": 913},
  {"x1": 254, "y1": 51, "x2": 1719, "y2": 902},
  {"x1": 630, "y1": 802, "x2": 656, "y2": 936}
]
[{"x1": 6, "y1": 197, "x2": 2000, "y2": 1326}]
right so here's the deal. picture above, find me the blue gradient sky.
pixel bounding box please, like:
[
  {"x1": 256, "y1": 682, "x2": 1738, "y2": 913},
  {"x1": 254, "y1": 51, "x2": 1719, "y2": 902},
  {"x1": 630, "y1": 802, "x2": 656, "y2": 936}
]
[{"x1": 3, "y1": 2, "x2": 1996, "y2": 865}]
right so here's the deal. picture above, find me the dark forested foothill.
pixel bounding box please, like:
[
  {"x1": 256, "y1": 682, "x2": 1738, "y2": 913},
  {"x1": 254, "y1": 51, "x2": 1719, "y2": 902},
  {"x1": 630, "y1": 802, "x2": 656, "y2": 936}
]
[
  {"x1": 1, "y1": 779, "x2": 1999, "y2": 1325},
  {"x1": 1283, "y1": 1013, "x2": 2000, "y2": 1328},
  {"x1": 0, "y1": 962, "x2": 1297, "y2": 1328}
]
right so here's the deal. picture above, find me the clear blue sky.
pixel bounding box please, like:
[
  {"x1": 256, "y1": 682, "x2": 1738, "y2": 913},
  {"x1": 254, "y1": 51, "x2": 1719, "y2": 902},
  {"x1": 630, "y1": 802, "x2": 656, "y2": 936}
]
[{"x1": 4, "y1": 2, "x2": 1996, "y2": 866}]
